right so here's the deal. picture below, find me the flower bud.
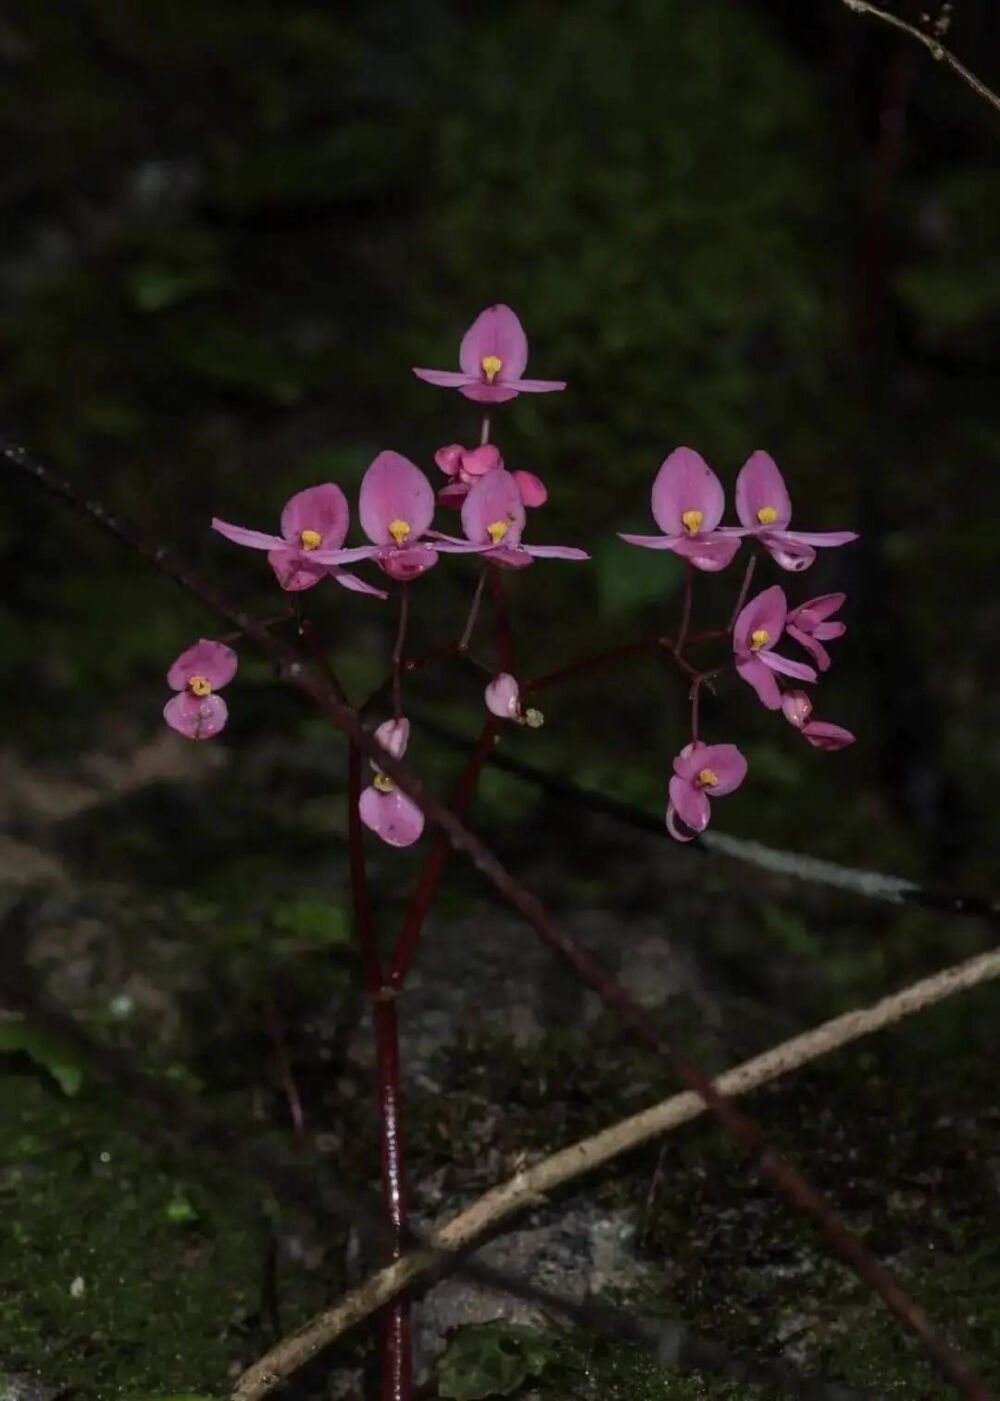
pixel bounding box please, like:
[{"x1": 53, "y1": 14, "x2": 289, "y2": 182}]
[
  {"x1": 485, "y1": 673, "x2": 521, "y2": 720},
  {"x1": 781, "y1": 690, "x2": 813, "y2": 729}
]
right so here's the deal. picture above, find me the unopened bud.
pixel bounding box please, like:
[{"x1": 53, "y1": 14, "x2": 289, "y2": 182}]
[
  {"x1": 781, "y1": 690, "x2": 813, "y2": 729},
  {"x1": 485, "y1": 673, "x2": 521, "y2": 720}
]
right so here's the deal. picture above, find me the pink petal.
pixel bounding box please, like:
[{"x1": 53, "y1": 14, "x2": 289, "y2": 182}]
[
  {"x1": 760, "y1": 532, "x2": 816, "y2": 572},
  {"x1": 503, "y1": 376, "x2": 566, "y2": 394},
  {"x1": 167, "y1": 639, "x2": 237, "y2": 692},
  {"x1": 650, "y1": 447, "x2": 725, "y2": 535},
  {"x1": 164, "y1": 691, "x2": 228, "y2": 739},
  {"x1": 280, "y1": 483, "x2": 349, "y2": 550},
  {"x1": 459, "y1": 305, "x2": 529, "y2": 381},
  {"x1": 668, "y1": 774, "x2": 711, "y2": 833},
  {"x1": 786, "y1": 624, "x2": 832, "y2": 672},
  {"x1": 760, "y1": 649, "x2": 816, "y2": 683},
  {"x1": 310, "y1": 544, "x2": 381, "y2": 566},
  {"x1": 359, "y1": 786, "x2": 425, "y2": 847},
  {"x1": 329, "y1": 569, "x2": 388, "y2": 599},
  {"x1": 733, "y1": 585, "x2": 787, "y2": 656},
  {"x1": 778, "y1": 529, "x2": 858, "y2": 549},
  {"x1": 359, "y1": 451, "x2": 436, "y2": 545},
  {"x1": 462, "y1": 444, "x2": 503, "y2": 477},
  {"x1": 691, "y1": 743, "x2": 747, "y2": 796},
  {"x1": 813, "y1": 621, "x2": 846, "y2": 642},
  {"x1": 377, "y1": 544, "x2": 439, "y2": 579},
  {"x1": 788, "y1": 593, "x2": 845, "y2": 626},
  {"x1": 437, "y1": 482, "x2": 470, "y2": 508},
  {"x1": 618, "y1": 532, "x2": 680, "y2": 550},
  {"x1": 434, "y1": 443, "x2": 465, "y2": 476},
  {"x1": 485, "y1": 673, "x2": 521, "y2": 720},
  {"x1": 670, "y1": 532, "x2": 742, "y2": 572},
  {"x1": 781, "y1": 690, "x2": 813, "y2": 728},
  {"x1": 374, "y1": 716, "x2": 410, "y2": 760},
  {"x1": 212, "y1": 518, "x2": 284, "y2": 552},
  {"x1": 735, "y1": 451, "x2": 792, "y2": 531},
  {"x1": 665, "y1": 803, "x2": 697, "y2": 843},
  {"x1": 512, "y1": 470, "x2": 547, "y2": 507},
  {"x1": 522, "y1": 543, "x2": 589, "y2": 560},
  {"x1": 461, "y1": 469, "x2": 525, "y2": 546},
  {"x1": 484, "y1": 545, "x2": 534, "y2": 570},
  {"x1": 802, "y1": 720, "x2": 856, "y2": 751},
  {"x1": 267, "y1": 547, "x2": 327, "y2": 592},
  {"x1": 736, "y1": 655, "x2": 782, "y2": 710},
  {"x1": 428, "y1": 533, "x2": 487, "y2": 553},
  {"x1": 459, "y1": 382, "x2": 521, "y2": 404},
  {"x1": 413, "y1": 368, "x2": 476, "y2": 389}
]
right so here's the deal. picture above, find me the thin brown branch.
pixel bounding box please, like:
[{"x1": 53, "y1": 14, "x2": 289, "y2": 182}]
[
  {"x1": 842, "y1": 0, "x2": 1000, "y2": 116},
  {"x1": 4, "y1": 439, "x2": 991, "y2": 1401},
  {"x1": 233, "y1": 944, "x2": 1000, "y2": 1400}
]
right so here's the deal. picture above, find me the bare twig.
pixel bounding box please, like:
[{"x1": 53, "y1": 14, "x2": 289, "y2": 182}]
[
  {"x1": 233, "y1": 944, "x2": 1000, "y2": 1399},
  {"x1": 842, "y1": 0, "x2": 1000, "y2": 116},
  {"x1": 4, "y1": 438, "x2": 991, "y2": 1400}
]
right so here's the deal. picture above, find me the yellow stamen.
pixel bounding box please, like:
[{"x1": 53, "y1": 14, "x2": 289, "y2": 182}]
[
  {"x1": 756, "y1": 506, "x2": 778, "y2": 525},
  {"x1": 388, "y1": 519, "x2": 411, "y2": 545},
  {"x1": 750, "y1": 628, "x2": 769, "y2": 650},
  {"x1": 697, "y1": 767, "x2": 719, "y2": 788},
  {"x1": 486, "y1": 520, "x2": 509, "y2": 545},
  {"x1": 373, "y1": 773, "x2": 395, "y2": 794},
  {"x1": 523, "y1": 708, "x2": 544, "y2": 729},
  {"x1": 189, "y1": 676, "x2": 213, "y2": 697},
  {"x1": 300, "y1": 528, "x2": 322, "y2": 550},
  {"x1": 681, "y1": 509, "x2": 703, "y2": 534},
  {"x1": 481, "y1": 354, "x2": 503, "y2": 384}
]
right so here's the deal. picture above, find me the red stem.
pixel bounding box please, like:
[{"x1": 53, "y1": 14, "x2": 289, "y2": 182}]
[
  {"x1": 374, "y1": 995, "x2": 410, "y2": 1401},
  {"x1": 490, "y1": 568, "x2": 514, "y2": 673},
  {"x1": 676, "y1": 560, "x2": 694, "y2": 655}
]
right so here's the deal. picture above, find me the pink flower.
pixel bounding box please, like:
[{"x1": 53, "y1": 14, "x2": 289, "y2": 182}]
[
  {"x1": 619, "y1": 448, "x2": 741, "y2": 572},
  {"x1": 313, "y1": 452, "x2": 440, "y2": 581},
  {"x1": 732, "y1": 452, "x2": 857, "y2": 572},
  {"x1": 667, "y1": 741, "x2": 747, "y2": 842},
  {"x1": 786, "y1": 593, "x2": 846, "y2": 672},
  {"x1": 413, "y1": 304, "x2": 566, "y2": 404},
  {"x1": 164, "y1": 639, "x2": 237, "y2": 739},
  {"x1": 434, "y1": 442, "x2": 549, "y2": 511},
  {"x1": 734, "y1": 585, "x2": 816, "y2": 710},
  {"x1": 358, "y1": 718, "x2": 425, "y2": 847},
  {"x1": 212, "y1": 484, "x2": 386, "y2": 596},
  {"x1": 431, "y1": 469, "x2": 588, "y2": 570},
  {"x1": 781, "y1": 690, "x2": 856, "y2": 750},
  {"x1": 483, "y1": 674, "x2": 545, "y2": 727}
]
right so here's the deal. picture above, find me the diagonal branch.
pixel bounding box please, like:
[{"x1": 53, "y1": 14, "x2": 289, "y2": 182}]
[
  {"x1": 233, "y1": 943, "x2": 1000, "y2": 1399},
  {"x1": 3, "y1": 438, "x2": 992, "y2": 1400}
]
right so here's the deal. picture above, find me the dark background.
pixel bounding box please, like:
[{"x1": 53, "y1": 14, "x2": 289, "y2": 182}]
[{"x1": 2, "y1": 3, "x2": 1000, "y2": 1399}]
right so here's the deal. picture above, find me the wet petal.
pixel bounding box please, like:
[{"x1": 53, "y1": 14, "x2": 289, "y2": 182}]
[
  {"x1": 310, "y1": 544, "x2": 381, "y2": 566},
  {"x1": 786, "y1": 624, "x2": 832, "y2": 672},
  {"x1": 760, "y1": 532, "x2": 816, "y2": 572},
  {"x1": 760, "y1": 649, "x2": 817, "y2": 683},
  {"x1": 781, "y1": 690, "x2": 813, "y2": 728},
  {"x1": 504, "y1": 376, "x2": 566, "y2": 394},
  {"x1": 359, "y1": 786, "x2": 425, "y2": 847},
  {"x1": 522, "y1": 543, "x2": 589, "y2": 560},
  {"x1": 167, "y1": 639, "x2": 237, "y2": 692},
  {"x1": 413, "y1": 368, "x2": 476, "y2": 389},
  {"x1": 651, "y1": 447, "x2": 725, "y2": 535},
  {"x1": 459, "y1": 304, "x2": 529, "y2": 380},
  {"x1": 665, "y1": 803, "x2": 697, "y2": 843},
  {"x1": 735, "y1": 451, "x2": 792, "y2": 530},
  {"x1": 212, "y1": 519, "x2": 284, "y2": 552},
  {"x1": 618, "y1": 532, "x2": 680, "y2": 550},
  {"x1": 329, "y1": 569, "x2": 388, "y2": 599},
  {"x1": 692, "y1": 743, "x2": 747, "y2": 796},
  {"x1": 437, "y1": 481, "x2": 471, "y2": 508},
  {"x1": 378, "y1": 544, "x2": 439, "y2": 579},
  {"x1": 164, "y1": 691, "x2": 228, "y2": 739},
  {"x1": 779, "y1": 529, "x2": 858, "y2": 549},
  {"x1": 788, "y1": 593, "x2": 846, "y2": 626},
  {"x1": 736, "y1": 655, "x2": 782, "y2": 709},
  {"x1": 374, "y1": 716, "x2": 410, "y2": 760},
  {"x1": 434, "y1": 443, "x2": 465, "y2": 476},
  {"x1": 359, "y1": 451, "x2": 436, "y2": 544},
  {"x1": 670, "y1": 532, "x2": 741, "y2": 572},
  {"x1": 462, "y1": 444, "x2": 503, "y2": 477},
  {"x1": 280, "y1": 483, "x2": 349, "y2": 549},
  {"x1": 459, "y1": 382, "x2": 521, "y2": 404},
  {"x1": 485, "y1": 673, "x2": 521, "y2": 720},
  {"x1": 668, "y1": 774, "x2": 711, "y2": 833},
  {"x1": 267, "y1": 547, "x2": 327, "y2": 592},
  {"x1": 461, "y1": 469, "x2": 525, "y2": 546},
  {"x1": 486, "y1": 545, "x2": 534, "y2": 570},
  {"x1": 802, "y1": 720, "x2": 856, "y2": 751}
]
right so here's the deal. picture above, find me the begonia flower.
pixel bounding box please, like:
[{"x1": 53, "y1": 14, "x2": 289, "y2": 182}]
[
  {"x1": 667, "y1": 741, "x2": 747, "y2": 842},
  {"x1": 781, "y1": 690, "x2": 855, "y2": 749},
  {"x1": 786, "y1": 593, "x2": 846, "y2": 672},
  {"x1": 212, "y1": 484, "x2": 386, "y2": 597},
  {"x1": 358, "y1": 717, "x2": 424, "y2": 847},
  {"x1": 733, "y1": 585, "x2": 816, "y2": 710},
  {"x1": 413, "y1": 304, "x2": 565, "y2": 403},
  {"x1": 313, "y1": 452, "x2": 440, "y2": 581},
  {"x1": 732, "y1": 451, "x2": 857, "y2": 572},
  {"x1": 485, "y1": 672, "x2": 522, "y2": 720},
  {"x1": 164, "y1": 639, "x2": 237, "y2": 739},
  {"x1": 619, "y1": 448, "x2": 741, "y2": 572},
  {"x1": 431, "y1": 469, "x2": 587, "y2": 570},
  {"x1": 781, "y1": 689, "x2": 814, "y2": 729},
  {"x1": 435, "y1": 442, "x2": 504, "y2": 507}
]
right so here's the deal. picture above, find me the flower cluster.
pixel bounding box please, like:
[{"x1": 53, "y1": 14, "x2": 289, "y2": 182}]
[{"x1": 164, "y1": 303, "x2": 858, "y2": 851}]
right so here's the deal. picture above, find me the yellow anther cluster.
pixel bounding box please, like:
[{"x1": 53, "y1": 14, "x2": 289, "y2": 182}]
[
  {"x1": 486, "y1": 520, "x2": 509, "y2": 545},
  {"x1": 756, "y1": 506, "x2": 779, "y2": 525},
  {"x1": 373, "y1": 773, "x2": 395, "y2": 794},
  {"x1": 388, "y1": 519, "x2": 411, "y2": 545},
  {"x1": 697, "y1": 767, "x2": 719, "y2": 788},
  {"x1": 750, "y1": 628, "x2": 769, "y2": 650},
  {"x1": 681, "y1": 509, "x2": 703, "y2": 533},
  {"x1": 189, "y1": 676, "x2": 213, "y2": 697},
  {"x1": 523, "y1": 708, "x2": 544, "y2": 729},
  {"x1": 300, "y1": 528, "x2": 322, "y2": 550},
  {"x1": 481, "y1": 354, "x2": 503, "y2": 384}
]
